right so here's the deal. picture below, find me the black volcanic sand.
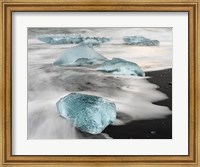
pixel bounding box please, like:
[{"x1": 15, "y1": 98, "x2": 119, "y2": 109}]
[{"x1": 103, "y1": 69, "x2": 172, "y2": 139}]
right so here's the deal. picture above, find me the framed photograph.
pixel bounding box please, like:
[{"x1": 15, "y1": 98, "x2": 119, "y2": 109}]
[{"x1": 0, "y1": 0, "x2": 199, "y2": 166}]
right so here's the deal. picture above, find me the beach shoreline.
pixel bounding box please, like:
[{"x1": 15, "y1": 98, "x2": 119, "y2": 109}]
[{"x1": 103, "y1": 68, "x2": 172, "y2": 139}]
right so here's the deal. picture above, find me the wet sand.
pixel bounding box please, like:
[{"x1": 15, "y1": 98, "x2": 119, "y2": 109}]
[{"x1": 103, "y1": 68, "x2": 172, "y2": 139}]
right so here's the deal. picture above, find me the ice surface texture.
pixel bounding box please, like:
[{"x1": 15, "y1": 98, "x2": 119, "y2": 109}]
[
  {"x1": 38, "y1": 34, "x2": 83, "y2": 45},
  {"x1": 53, "y1": 46, "x2": 107, "y2": 66},
  {"x1": 97, "y1": 58, "x2": 145, "y2": 76},
  {"x1": 38, "y1": 34, "x2": 110, "y2": 46},
  {"x1": 56, "y1": 93, "x2": 116, "y2": 134},
  {"x1": 123, "y1": 36, "x2": 159, "y2": 46},
  {"x1": 79, "y1": 37, "x2": 111, "y2": 47}
]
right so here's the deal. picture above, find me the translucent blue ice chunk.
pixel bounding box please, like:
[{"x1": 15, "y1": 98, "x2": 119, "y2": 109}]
[
  {"x1": 38, "y1": 34, "x2": 111, "y2": 46},
  {"x1": 38, "y1": 34, "x2": 83, "y2": 45},
  {"x1": 97, "y1": 58, "x2": 145, "y2": 76},
  {"x1": 74, "y1": 58, "x2": 94, "y2": 65},
  {"x1": 123, "y1": 36, "x2": 159, "y2": 46},
  {"x1": 79, "y1": 39, "x2": 101, "y2": 47},
  {"x1": 53, "y1": 46, "x2": 107, "y2": 66},
  {"x1": 56, "y1": 93, "x2": 116, "y2": 134},
  {"x1": 79, "y1": 37, "x2": 111, "y2": 47}
]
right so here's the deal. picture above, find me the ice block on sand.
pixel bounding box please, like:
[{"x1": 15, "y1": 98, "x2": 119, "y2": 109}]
[{"x1": 56, "y1": 93, "x2": 116, "y2": 134}]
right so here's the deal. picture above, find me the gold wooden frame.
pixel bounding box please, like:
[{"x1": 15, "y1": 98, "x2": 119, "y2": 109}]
[{"x1": 0, "y1": 0, "x2": 199, "y2": 166}]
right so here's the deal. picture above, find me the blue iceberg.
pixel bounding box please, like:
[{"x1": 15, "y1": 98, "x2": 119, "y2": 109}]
[
  {"x1": 38, "y1": 34, "x2": 83, "y2": 45},
  {"x1": 97, "y1": 58, "x2": 145, "y2": 76},
  {"x1": 79, "y1": 37, "x2": 111, "y2": 47},
  {"x1": 38, "y1": 34, "x2": 111, "y2": 46},
  {"x1": 53, "y1": 46, "x2": 107, "y2": 66},
  {"x1": 56, "y1": 93, "x2": 116, "y2": 134},
  {"x1": 123, "y1": 36, "x2": 159, "y2": 46},
  {"x1": 74, "y1": 58, "x2": 94, "y2": 65}
]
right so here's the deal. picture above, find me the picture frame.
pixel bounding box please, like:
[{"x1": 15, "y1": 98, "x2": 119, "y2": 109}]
[{"x1": 0, "y1": 0, "x2": 199, "y2": 166}]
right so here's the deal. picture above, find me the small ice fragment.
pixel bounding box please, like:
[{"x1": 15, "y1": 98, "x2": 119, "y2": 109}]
[{"x1": 150, "y1": 131, "x2": 156, "y2": 134}]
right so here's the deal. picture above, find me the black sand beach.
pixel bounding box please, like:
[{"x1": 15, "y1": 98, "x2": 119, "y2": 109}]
[{"x1": 103, "y1": 68, "x2": 172, "y2": 139}]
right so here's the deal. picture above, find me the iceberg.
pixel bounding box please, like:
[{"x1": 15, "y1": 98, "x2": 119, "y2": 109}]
[
  {"x1": 56, "y1": 93, "x2": 116, "y2": 134},
  {"x1": 97, "y1": 58, "x2": 145, "y2": 76},
  {"x1": 123, "y1": 36, "x2": 159, "y2": 46},
  {"x1": 79, "y1": 39, "x2": 102, "y2": 47},
  {"x1": 38, "y1": 34, "x2": 83, "y2": 45},
  {"x1": 74, "y1": 58, "x2": 94, "y2": 65},
  {"x1": 38, "y1": 34, "x2": 111, "y2": 46},
  {"x1": 53, "y1": 46, "x2": 107, "y2": 66},
  {"x1": 79, "y1": 37, "x2": 111, "y2": 47}
]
